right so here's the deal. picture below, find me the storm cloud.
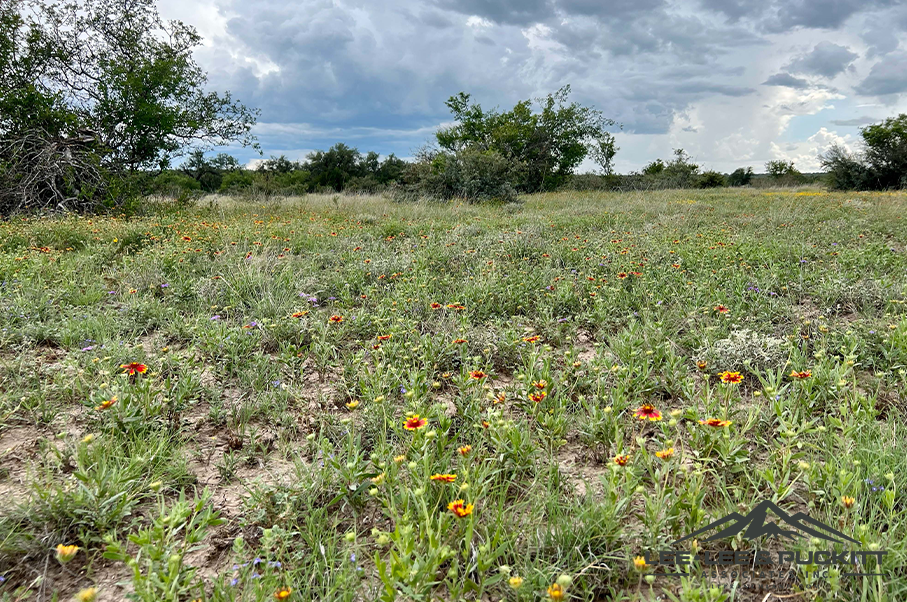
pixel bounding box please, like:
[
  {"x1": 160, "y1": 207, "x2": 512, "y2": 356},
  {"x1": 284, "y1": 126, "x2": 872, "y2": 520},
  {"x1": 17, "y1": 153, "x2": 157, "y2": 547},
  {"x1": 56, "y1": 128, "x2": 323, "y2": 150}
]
[{"x1": 157, "y1": 0, "x2": 907, "y2": 172}]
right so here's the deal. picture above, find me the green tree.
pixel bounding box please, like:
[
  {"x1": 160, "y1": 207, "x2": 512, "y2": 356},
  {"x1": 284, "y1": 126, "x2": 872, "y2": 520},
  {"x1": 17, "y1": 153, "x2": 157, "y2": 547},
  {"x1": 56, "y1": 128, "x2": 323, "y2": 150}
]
[
  {"x1": 0, "y1": 0, "x2": 259, "y2": 212},
  {"x1": 728, "y1": 167, "x2": 754, "y2": 187},
  {"x1": 765, "y1": 160, "x2": 799, "y2": 179},
  {"x1": 860, "y1": 114, "x2": 907, "y2": 189},
  {"x1": 435, "y1": 85, "x2": 618, "y2": 192}
]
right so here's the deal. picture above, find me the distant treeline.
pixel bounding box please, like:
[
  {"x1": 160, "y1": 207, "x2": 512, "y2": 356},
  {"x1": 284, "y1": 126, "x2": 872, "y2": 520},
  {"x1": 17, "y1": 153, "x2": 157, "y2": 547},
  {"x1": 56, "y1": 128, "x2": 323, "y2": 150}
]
[{"x1": 152, "y1": 145, "x2": 825, "y2": 201}]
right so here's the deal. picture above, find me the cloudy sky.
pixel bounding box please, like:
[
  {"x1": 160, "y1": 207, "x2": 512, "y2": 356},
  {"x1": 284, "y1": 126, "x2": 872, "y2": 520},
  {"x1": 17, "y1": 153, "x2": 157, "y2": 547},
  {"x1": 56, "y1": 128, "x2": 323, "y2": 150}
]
[{"x1": 158, "y1": 0, "x2": 907, "y2": 173}]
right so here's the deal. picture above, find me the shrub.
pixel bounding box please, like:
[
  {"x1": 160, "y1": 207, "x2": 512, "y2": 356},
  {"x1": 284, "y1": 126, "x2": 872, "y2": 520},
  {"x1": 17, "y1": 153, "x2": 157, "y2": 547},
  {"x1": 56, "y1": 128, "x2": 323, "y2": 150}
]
[
  {"x1": 696, "y1": 170, "x2": 727, "y2": 188},
  {"x1": 397, "y1": 147, "x2": 518, "y2": 203},
  {"x1": 727, "y1": 167, "x2": 754, "y2": 187},
  {"x1": 694, "y1": 329, "x2": 789, "y2": 373}
]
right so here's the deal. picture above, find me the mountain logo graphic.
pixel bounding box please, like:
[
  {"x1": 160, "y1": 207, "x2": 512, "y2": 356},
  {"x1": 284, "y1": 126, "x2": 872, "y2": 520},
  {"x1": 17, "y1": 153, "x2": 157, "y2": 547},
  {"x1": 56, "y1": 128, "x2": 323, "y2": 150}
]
[{"x1": 673, "y1": 500, "x2": 859, "y2": 545}]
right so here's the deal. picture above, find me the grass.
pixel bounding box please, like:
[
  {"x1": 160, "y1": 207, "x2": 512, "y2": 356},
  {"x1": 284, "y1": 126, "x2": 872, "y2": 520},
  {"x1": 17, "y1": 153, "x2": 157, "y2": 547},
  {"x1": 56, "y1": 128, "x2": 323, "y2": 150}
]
[{"x1": 0, "y1": 187, "x2": 906, "y2": 601}]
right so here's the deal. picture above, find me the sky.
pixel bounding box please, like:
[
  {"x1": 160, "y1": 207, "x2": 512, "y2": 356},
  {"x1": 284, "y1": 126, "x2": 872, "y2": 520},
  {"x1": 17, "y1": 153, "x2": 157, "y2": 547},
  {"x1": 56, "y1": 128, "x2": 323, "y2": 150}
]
[{"x1": 157, "y1": 0, "x2": 907, "y2": 173}]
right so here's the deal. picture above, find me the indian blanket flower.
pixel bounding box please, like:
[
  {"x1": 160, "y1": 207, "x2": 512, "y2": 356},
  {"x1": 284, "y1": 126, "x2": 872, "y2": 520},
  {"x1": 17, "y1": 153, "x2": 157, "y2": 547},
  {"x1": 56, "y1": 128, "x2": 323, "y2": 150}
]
[
  {"x1": 841, "y1": 495, "x2": 856, "y2": 509},
  {"x1": 633, "y1": 404, "x2": 662, "y2": 421},
  {"x1": 328, "y1": 315, "x2": 344, "y2": 323},
  {"x1": 714, "y1": 304, "x2": 730, "y2": 313},
  {"x1": 508, "y1": 576, "x2": 524, "y2": 589},
  {"x1": 274, "y1": 588, "x2": 292, "y2": 600},
  {"x1": 655, "y1": 447, "x2": 675, "y2": 460},
  {"x1": 718, "y1": 370, "x2": 743, "y2": 384},
  {"x1": 446, "y1": 303, "x2": 465, "y2": 310},
  {"x1": 528, "y1": 391, "x2": 547, "y2": 403},
  {"x1": 789, "y1": 370, "x2": 812, "y2": 379},
  {"x1": 457, "y1": 445, "x2": 472, "y2": 456},
  {"x1": 448, "y1": 499, "x2": 474, "y2": 518},
  {"x1": 291, "y1": 311, "x2": 307, "y2": 318},
  {"x1": 430, "y1": 302, "x2": 442, "y2": 309},
  {"x1": 393, "y1": 455, "x2": 406, "y2": 463},
  {"x1": 95, "y1": 397, "x2": 117, "y2": 411},
  {"x1": 633, "y1": 556, "x2": 648, "y2": 572},
  {"x1": 377, "y1": 334, "x2": 391, "y2": 341},
  {"x1": 55, "y1": 544, "x2": 79, "y2": 563},
  {"x1": 531, "y1": 380, "x2": 548, "y2": 390},
  {"x1": 696, "y1": 360, "x2": 707, "y2": 371},
  {"x1": 547, "y1": 583, "x2": 566, "y2": 600},
  {"x1": 613, "y1": 454, "x2": 630, "y2": 466},
  {"x1": 469, "y1": 370, "x2": 487, "y2": 380},
  {"x1": 617, "y1": 272, "x2": 628, "y2": 279},
  {"x1": 522, "y1": 335, "x2": 541, "y2": 343},
  {"x1": 699, "y1": 418, "x2": 732, "y2": 428},
  {"x1": 120, "y1": 362, "x2": 147, "y2": 375},
  {"x1": 403, "y1": 415, "x2": 428, "y2": 431},
  {"x1": 430, "y1": 473, "x2": 457, "y2": 483},
  {"x1": 453, "y1": 338, "x2": 468, "y2": 344}
]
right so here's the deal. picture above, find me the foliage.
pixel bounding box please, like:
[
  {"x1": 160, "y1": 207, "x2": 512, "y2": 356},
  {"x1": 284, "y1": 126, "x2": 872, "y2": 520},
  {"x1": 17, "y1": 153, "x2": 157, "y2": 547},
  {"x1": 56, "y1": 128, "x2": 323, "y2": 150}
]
[
  {"x1": 727, "y1": 167, "x2": 754, "y2": 187},
  {"x1": 822, "y1": 114, "x2": 907, "y2": 190},
  {"x1": 0, "y1": 0, "x2": 257, "y2": 213},
  {"x1": 435, "y1": 85, "x2": 618, "y2": 193},
  {"x1": 696, "y1": 170, "x2": 727, "y2": 188}
]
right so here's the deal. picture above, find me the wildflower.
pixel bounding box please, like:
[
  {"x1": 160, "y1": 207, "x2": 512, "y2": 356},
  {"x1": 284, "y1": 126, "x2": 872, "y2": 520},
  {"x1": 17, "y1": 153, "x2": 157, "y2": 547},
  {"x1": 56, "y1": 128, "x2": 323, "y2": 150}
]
[
  {"x1": 120, "y1": 362, "x2": 147, "y2": 375},
  {"x1": 531, "y1": 379, "x2": 548, "y2": 390},
  {"x1": 403, "y1": 415, "x2": 428, "y2": 431},
  {"x1": 447, "y1": 303, "x2": 465, "y2": 310},
  {"x1": 55, "y1": 544, "x2": 79, "y2": 563},
  {"x1": 718, "y1": 371, "x2": 743, "y2": 384},
  {"x1": 393, "y1": 455, "x2": 406, "y2": 463},
  {"x1": 453, "y1": 338, "x2": 468, "y2": 344},
  {"x1": 346, "y1": 400, "x2": 360, "y2": 410},
  {"x1": 377, "y1": 334, "x2": 391, "y2": 341},
  {"x1": 291, "y1": 311, "x2": 307, "y2": 318},
  {"x1": 547, "y1": 583, "x2": 566, "y2": 600},
  {"x1": 655, "y1": 447, "x2": 675, "y2": 460},
  {"x1": 633, "y1": 556, "x2": 648, "y2": 572},
  {"x1": 274, "y1": 588, "x2": 292, "y2": 600},
  {"x1": 522, "y1": 335, "x2": 541, "y2": 343},
  {"x1": 470, "y1": 370, "x2": 487, "y2": 380},
  {"x1": 481, "y1": 420, "x2": 490, "y2": 429},
  {"x1": 431, "y1": 473, "x2": 457, "y2": 483},
  {"x1": 714, "y1": 304, "x2": 730, "y2": 313},
  {"x1": 458, "y1": 445, "x2": 472, "y2": 456},
  {"x1": 81, "y1": 434, "x2": 94, "y2": 444},
  {"x1": 789, "y1": 370, "x2": 812, "y2": 379},
  {"x1": 329, "y1": 315, "x2": 344, "y2": 323},
  {"x1": 696, "y1": 360, "x2": 707, "y2": 371},
  {"x1": 613, "y1": 454, "x2": 630, "y2": 466},
  {"x1": 430, "y1": 302, "x2": 442, "y2": 309},
  {"x1": 76, "y1": 588, "x2": 98, "y2": 602},
  {"x1": 528, "y1": 391, "x2": 547, "y2": 403},
  {"x1": 95, "y1": 396, "x2": 117, "y2": 410},
  {"x1": 617, "y1": 272, "x2": 628, "y2": 279},
  {"x1": 633, "y1": 404, "x2": 662, "y2": 421},
  {"x1": 842, "y1": 495, "x2": 855, "y2": 509},
  {"x1": 699, "y1": 418, "x2": 732, "y2": 428},
  {"x1": 508, "y1": 576, "x2": 524, "y2": 589},
  {"x1": 448, "y1": 499, "x2": 474, "y2": 518}
]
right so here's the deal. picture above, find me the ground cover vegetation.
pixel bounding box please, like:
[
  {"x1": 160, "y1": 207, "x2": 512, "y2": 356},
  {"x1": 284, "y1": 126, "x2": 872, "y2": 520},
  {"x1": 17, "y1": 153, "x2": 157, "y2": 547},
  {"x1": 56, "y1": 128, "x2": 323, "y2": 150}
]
[{"x1": 0, "y1": 188, "x2": 906, "y2": 601}]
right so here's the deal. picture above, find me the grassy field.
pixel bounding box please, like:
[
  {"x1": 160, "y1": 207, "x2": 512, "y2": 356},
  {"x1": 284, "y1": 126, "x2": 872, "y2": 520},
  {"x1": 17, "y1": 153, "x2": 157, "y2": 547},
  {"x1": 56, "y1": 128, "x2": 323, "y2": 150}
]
[{"x1": 1, "y1": 188, "x2": 906, "y2": 602}]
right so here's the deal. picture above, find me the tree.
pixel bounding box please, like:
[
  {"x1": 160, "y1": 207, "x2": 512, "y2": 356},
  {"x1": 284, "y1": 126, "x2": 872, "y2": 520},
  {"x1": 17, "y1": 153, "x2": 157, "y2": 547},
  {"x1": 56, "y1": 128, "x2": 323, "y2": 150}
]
[
  {"x1": 435, "y1": 85, "x2": 618, "y2": 192},
  {"x1": 0, "y1": 0, "x2": 259, "y2": 212},
  {"x1": 765, "y1": 160, "x2": 799, "y2": 179},
  {"x1": 305, "y1": 143, "x2": 364, "y2": 191},
  {"x1": 860, "y1": 114, "x2": 907, "y2": 189},
  {"x1": 728, "y1": 167, "x2": 754, "y2": 187},
  {"x1": 697, "y1": 170, "x2": 727, "y2": 188}
]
